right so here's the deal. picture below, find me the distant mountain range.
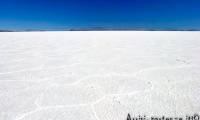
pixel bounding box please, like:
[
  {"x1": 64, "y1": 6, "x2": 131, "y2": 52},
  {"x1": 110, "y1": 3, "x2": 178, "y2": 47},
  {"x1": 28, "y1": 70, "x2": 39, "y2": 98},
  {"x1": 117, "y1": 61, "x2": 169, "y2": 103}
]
[
  {"x1": 1, "y1": 27, "x2": 200, "y2": 32},
  {"x1": 69, "y1": 27, "x2": 106, "y2": 31},
  {"x1": 24, "y1": 29, "x2": 46, "y2": 32},
  {"x1": 69, "y1": 27, "x2": 200, "y2": 31},
  {"x1": 0, "y1": 30, "x2": 13, "y2": 32}
]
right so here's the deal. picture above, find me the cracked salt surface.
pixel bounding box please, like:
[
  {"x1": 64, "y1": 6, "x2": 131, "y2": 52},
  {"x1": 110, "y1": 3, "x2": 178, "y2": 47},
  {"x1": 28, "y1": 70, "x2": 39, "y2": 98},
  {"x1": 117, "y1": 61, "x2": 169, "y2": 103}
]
[{"x1": 0, "y1": 31, "x2": 200, "y2": 120}]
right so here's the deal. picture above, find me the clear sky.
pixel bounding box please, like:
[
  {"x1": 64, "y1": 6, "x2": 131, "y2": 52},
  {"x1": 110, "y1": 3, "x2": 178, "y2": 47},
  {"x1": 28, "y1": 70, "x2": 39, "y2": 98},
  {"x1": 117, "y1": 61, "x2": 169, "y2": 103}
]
[{"x1": 0, "y1": 0, "x2": 200, "y2": 30}]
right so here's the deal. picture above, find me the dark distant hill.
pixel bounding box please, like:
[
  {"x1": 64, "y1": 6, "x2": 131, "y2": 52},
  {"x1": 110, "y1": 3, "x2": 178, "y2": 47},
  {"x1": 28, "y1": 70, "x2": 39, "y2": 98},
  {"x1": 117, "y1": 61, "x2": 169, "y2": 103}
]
[
  {"x1": 0, "y1": 30, "x2": 13, "y2": 32},
  {"x1": 70, "y1": 27, "x2": 106, "y2": 31},
  {"x1": 69, "y1": 28, "x2": 89, "y2": 31},
  {"x1": 91, "y1": 27, "x2": 106, "y2": 31},
  {"x1": 187, "y1": 29, "x2": 199, "y2": 31},
  {"x1": 24, "y1": 29, "x2": 46, "y2": 31},
  {"x1": 164, "y1": 28, "x2": 200, "y2": 31},
  {"x1": 165, "y1": 28, "x2": 179, "y2": 31}
]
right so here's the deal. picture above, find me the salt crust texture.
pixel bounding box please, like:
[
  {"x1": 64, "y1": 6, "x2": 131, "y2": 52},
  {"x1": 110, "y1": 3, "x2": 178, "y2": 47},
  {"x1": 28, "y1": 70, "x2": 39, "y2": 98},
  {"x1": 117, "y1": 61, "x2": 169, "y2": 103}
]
[{"x1": 0, "y1": 31, "x2": 199, "y2": 120}]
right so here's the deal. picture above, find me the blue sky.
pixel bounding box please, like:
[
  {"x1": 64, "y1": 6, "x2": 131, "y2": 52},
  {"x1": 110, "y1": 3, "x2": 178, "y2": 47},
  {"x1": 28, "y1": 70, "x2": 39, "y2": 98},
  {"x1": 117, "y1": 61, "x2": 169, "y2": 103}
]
[{"x1": 0, "y1": 0, "x2": 200, "y2": 30}]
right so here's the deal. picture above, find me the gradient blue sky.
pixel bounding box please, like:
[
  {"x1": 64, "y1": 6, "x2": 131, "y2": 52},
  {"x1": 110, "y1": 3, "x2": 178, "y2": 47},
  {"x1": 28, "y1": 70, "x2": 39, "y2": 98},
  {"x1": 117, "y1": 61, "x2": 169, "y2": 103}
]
[{"x1": 0, "y1": 0, "x2": 200, "y2": 30}]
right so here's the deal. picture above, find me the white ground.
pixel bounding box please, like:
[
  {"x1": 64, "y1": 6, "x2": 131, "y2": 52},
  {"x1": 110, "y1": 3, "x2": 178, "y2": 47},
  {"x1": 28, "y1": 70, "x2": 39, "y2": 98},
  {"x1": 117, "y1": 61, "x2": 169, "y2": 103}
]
[{"x1": 0, "y1": 31, "x2": 200, "y2": 120}]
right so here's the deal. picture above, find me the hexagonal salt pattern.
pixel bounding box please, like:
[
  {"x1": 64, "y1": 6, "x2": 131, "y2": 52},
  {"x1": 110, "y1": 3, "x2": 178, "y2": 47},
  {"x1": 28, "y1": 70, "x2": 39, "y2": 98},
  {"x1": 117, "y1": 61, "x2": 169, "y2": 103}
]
[{"x1": 0, "y1": 31, "x2": 200, "y2": 120}]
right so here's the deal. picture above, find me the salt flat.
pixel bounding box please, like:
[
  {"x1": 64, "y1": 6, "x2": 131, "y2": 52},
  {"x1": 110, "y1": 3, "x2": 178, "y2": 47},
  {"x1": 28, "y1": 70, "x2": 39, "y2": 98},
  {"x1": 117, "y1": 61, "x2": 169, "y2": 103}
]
[{"x1": 0, "y1": 31, "x2": 200, "y2": 120}]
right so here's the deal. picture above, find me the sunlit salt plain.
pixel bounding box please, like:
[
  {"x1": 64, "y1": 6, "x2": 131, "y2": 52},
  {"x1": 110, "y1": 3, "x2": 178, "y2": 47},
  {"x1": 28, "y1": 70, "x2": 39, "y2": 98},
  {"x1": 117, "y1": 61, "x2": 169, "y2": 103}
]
[{"x1": 0, "y1": 31, "x2": 200, "y2": 120}]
